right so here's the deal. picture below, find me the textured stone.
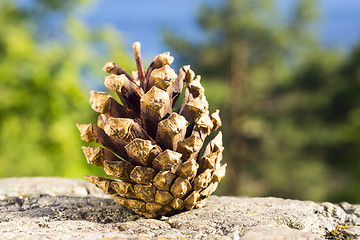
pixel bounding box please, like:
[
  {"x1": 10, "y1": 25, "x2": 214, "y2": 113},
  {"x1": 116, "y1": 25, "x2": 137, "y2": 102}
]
[{"x1": 1, "y1": 177, "x2": 360, "y2": 240}]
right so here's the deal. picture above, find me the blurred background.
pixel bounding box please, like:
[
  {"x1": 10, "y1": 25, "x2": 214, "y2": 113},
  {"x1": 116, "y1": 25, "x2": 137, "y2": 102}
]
[{"x1": 1, "y1": 0, "x2": 360, "y2": 203}]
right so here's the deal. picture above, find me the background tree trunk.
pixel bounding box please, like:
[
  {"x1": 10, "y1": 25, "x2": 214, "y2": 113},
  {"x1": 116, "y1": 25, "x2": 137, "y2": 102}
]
[{"x1": 226, "y1": 40, "x2": 248, "y2": 195}]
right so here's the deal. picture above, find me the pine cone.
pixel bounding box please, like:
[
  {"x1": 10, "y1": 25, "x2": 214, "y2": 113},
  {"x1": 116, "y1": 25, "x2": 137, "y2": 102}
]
[{"x1": 77, "y1": 42, "x2": 226, "y2": 218}]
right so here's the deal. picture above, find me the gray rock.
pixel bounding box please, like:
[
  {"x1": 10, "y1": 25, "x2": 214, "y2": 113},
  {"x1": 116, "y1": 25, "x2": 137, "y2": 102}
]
[{"x1": 0, "y1": 177, "x2": 359, "y2": 240}]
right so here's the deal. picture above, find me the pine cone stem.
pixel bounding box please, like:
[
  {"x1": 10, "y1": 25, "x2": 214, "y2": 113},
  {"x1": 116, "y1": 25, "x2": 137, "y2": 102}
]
[{"x1": 132, "y1": 42, "x2": 146, "y2": 90}]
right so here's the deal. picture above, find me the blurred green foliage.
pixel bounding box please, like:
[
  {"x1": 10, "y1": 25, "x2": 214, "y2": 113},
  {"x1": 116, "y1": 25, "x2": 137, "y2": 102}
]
[
  {"x1": 0, "y1": 0, "x2": 133, "y2": 178},
  {"x1": 164, "y1": 0, "x2": 360, "y2": 202}
]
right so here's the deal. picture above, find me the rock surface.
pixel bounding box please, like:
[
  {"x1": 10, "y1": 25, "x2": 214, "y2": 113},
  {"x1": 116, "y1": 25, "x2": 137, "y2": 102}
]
[{"x1": 1, "y1": 177, "x2": 359, "y2": 240}]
